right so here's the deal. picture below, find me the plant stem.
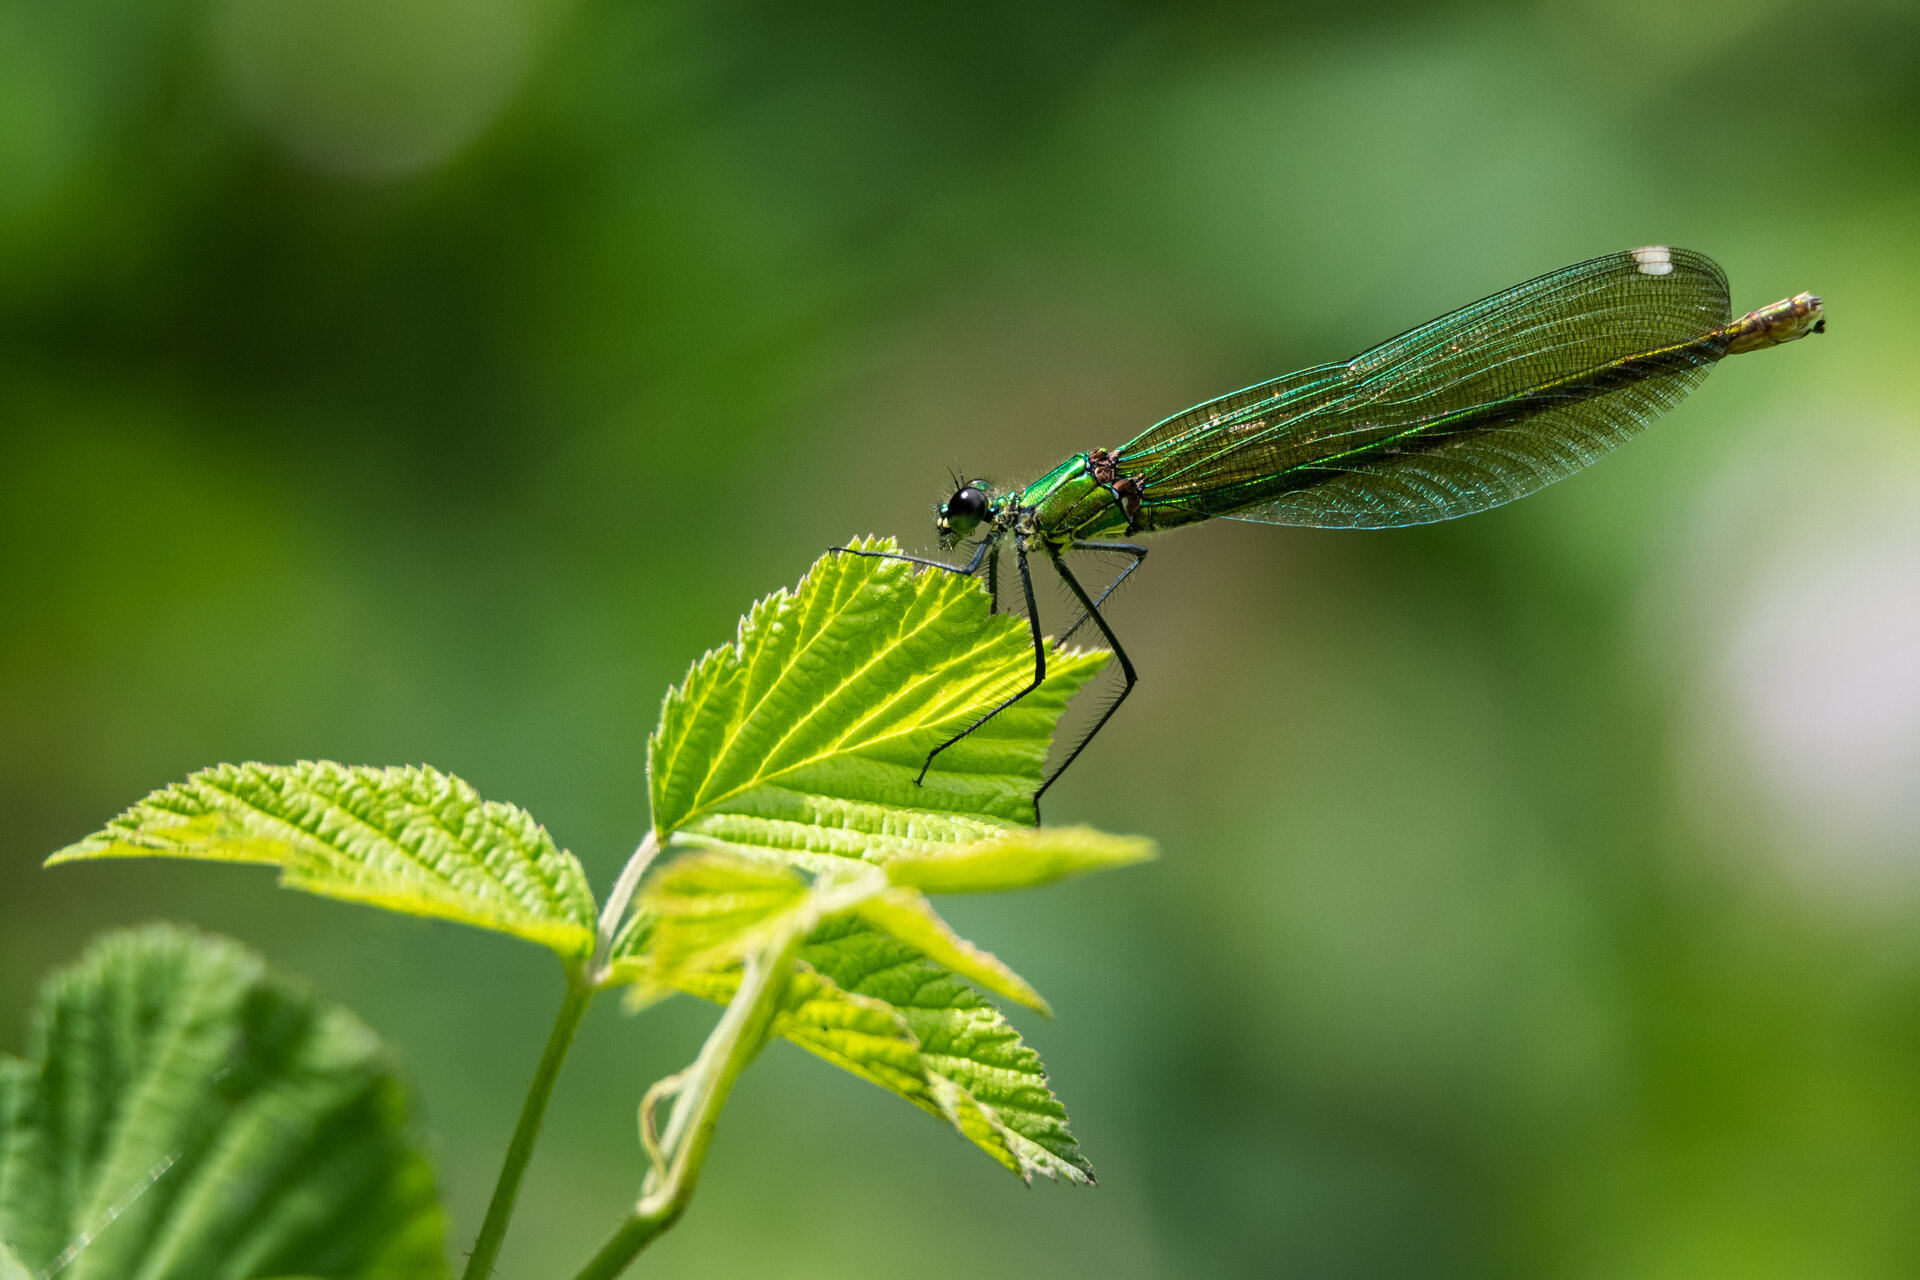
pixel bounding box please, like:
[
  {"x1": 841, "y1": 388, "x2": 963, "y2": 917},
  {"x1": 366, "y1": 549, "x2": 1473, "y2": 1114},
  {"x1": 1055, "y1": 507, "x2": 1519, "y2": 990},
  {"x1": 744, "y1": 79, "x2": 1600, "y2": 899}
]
[
  {"x1": 570, "y1": 1208, "x2": 680, "y2": 1280},
  {"x1": 591, "y1": 831, "x2": 659, "y2": 984},
  {"x1": 566, "y1": 929, "x2": 801, "y2": 1280},
  {"x1": 462, "y1": 973, "x2": 596, "y2": 1280}
]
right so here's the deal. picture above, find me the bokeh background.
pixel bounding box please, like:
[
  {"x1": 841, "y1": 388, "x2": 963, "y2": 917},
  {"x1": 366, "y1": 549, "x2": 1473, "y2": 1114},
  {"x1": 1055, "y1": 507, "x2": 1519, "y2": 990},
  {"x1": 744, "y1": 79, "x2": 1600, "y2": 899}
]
[{"x1": 4, "y1": 0, "x2": 1917, "y2": 1274}]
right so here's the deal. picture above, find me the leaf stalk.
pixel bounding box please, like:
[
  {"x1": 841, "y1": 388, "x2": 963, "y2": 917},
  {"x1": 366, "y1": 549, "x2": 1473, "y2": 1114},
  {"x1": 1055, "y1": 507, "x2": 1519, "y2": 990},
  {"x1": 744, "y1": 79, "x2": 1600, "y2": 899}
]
[
  {"x1": 591, "y1": 831, "x2": 660, "y2": 984},
  {"x1": 569, "y1": 926, "x2": 801, "y2": 1280}
]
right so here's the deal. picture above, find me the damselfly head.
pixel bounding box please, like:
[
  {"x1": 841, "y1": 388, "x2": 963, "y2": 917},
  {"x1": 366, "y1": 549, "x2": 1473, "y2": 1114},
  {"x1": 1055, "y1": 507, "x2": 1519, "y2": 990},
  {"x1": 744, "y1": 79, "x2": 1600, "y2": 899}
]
[{"x1": 936, "y1": 481, "x2": 992, "y2": 546}]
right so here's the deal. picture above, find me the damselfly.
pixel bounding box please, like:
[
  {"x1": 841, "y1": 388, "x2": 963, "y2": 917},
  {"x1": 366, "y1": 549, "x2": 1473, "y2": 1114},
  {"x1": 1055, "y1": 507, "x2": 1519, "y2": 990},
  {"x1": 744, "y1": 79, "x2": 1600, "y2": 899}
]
[{"x1": 837, "y1": 246, "x2": 1824, "y2": 808}]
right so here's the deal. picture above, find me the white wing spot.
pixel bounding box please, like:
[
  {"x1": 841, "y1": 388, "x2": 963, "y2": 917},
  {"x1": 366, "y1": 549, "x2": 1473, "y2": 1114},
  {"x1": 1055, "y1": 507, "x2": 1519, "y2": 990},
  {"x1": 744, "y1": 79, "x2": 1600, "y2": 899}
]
[{"x1": 1632, "y1": 245, "x2": 1675, "y2": 276}]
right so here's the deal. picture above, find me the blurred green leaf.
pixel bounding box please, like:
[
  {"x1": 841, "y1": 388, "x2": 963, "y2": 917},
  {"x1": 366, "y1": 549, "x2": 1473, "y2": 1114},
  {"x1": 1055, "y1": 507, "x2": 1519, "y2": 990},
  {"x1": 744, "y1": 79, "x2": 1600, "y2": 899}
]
[
  {"x1": 0, "y1": 1242, "x2": 27, "y2": 1280},
  {"x1": 0, "y1": 925, "x2": 446, "y2": 1278},
  {"x1": 47, "y1": 762, "x2": 597, "y2": 963}
]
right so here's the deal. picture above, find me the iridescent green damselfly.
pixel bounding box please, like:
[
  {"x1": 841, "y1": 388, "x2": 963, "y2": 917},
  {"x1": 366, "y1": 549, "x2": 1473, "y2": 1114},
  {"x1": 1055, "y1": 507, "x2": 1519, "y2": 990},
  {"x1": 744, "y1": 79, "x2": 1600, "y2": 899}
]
[{"x1": 837, "y1": 246, "x2": 1824, "y2": 810}]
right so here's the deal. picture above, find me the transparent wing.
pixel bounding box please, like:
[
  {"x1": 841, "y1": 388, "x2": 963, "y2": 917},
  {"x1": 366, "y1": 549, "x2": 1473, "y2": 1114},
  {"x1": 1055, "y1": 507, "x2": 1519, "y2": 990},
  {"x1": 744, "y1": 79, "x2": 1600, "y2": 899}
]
[{"x1": 1117, "y1": 247, "x2": 1733, "y2": 529}]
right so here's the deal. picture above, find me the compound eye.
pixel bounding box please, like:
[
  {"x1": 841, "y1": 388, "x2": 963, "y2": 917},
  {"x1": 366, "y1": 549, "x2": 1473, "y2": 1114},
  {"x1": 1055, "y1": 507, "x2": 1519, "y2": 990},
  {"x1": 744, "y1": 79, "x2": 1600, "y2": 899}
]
[{"x1": 948, "y1": 486, "x2": 988, "y2": 521}]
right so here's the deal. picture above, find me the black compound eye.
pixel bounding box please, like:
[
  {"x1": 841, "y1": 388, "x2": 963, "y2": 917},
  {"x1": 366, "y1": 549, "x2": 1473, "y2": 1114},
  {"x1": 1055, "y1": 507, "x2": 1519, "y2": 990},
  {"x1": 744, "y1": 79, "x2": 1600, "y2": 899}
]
[{"x1": 947, "y1": 486, "x2": 988, "y2": 521}]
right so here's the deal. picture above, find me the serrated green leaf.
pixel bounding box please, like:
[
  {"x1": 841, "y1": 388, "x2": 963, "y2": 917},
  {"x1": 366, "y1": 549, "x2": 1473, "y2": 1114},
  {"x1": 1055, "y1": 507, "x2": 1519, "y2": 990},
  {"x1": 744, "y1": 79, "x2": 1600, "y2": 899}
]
[
  {"x1": 630, "y1": 901, "x2": 1089, "y2": 1182},
  {"x1": 851, "y1": 888, "x2": 1051, "y2": 1015},
  {"x1": 881, "y1": 824, "x2": 1157, "y2": 894},
  {"x1": 649, "y1": 537, "x2": 1108, "y2": 849},
  {"x1": 801, "y1": 916, "x2": 1092, "y2": 1182},
  {"x1": 649, "y1": 826, "x2": 1156, "y2": 1025},
  {"x1": 624, "y1": 544, "x2": 1136, "y2": 1182},
  {"x1": 47, "y1": 762, "x2": 597, "y2": 963},
  {"x1": 672, "y1": 963, "x2": 926, "y2": 1098},
  {"x1": 0, "y1": 926, "x2": 447, "y2": 1279},
  {"x1": 626, "y1": 848, "x2": 1050, "y2": 1015},
  {"x1": 671, "y1": 951, "x2": 1089, "y2": 1185}
]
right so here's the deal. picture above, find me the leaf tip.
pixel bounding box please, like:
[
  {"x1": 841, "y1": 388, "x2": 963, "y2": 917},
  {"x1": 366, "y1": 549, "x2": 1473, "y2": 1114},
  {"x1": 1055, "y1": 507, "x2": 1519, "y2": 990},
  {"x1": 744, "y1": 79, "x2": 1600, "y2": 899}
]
[{"x1": 43, "y1": 840, "x2": 98, "y2": 867}]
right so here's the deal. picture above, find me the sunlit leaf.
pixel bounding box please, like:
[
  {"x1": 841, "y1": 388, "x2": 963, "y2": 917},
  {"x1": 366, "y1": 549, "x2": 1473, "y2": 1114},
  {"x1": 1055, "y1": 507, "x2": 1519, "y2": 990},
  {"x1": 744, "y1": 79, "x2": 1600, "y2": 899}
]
[
  {"x1": 670, "y1": 944, "x2": 1091, "y2": 1185},
  {"x1": 850, "y1": 888, "x2": 1050, "y2": 1015},
  {"x1": 621, "y1": 832, "x2": 1083, "y2": 1182},
  {"x1": 47, "y1": 762, "x2": 597, "y2": 963},
  {"x1": 626, "y1": 849, "x2": 1050, "y2": 1015},
  {"x1": 799, "y1": 915, "x2": 1091, "y2": 1182},
  {"x1": 881, "y1": 824, "x2": 1157, "y2": 894},
  {"x1": 624, "y1": 544, "x2": 1147, "y2": 1181},
  {"x1": 0, "y1": 926, "x2": 446, "y2": 1278},
  {"x1": 650, "y1": 536, "x2": 1109, "y2": 850},
  {"x1": 624, "y1": 851, "x2": 815, "y2": 999}
]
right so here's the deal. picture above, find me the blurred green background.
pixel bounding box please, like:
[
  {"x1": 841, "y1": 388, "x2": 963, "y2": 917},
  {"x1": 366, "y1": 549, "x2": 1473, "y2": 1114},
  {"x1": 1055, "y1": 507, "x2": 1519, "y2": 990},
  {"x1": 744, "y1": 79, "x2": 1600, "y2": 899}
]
[{"x1": 4, "y1": 0, "x2": 1918, "y2": 1274}]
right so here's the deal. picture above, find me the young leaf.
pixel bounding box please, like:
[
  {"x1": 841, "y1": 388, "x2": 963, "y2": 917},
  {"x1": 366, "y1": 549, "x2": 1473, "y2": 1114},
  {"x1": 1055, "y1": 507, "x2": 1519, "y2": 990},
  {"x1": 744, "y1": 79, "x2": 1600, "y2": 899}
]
[
  {"x1": 669, "y1": 951, "x2": 1089, "y2": 1185},
  {"x1": 643, "y1": 826, "x2": 1154, "y2": 1022},
  {"x1": 626, "y1": 851, "x2": 815, "y2": 998},
  {"x1": 850, "y1": 889, "x2": 1051, "y2": 1015},
  {"x1": 880, "y1": 823, "x2": 1157, "y2": 894},
  {"x1": 0, "y1": 925, "x2": 447, "y2": 1278},
  {"x1": 801, "y1": 915, "x2": 1091, "y2": 1182},
  {"x1": 47, "y1": 762, "x2": 597, "y2": 964},
  {"x1": 626, "y1": 850, "x2": 1051, "y2": 1016},
  {"x1": 649, "y1": 537, "x2": 1109, "y2": 850}
]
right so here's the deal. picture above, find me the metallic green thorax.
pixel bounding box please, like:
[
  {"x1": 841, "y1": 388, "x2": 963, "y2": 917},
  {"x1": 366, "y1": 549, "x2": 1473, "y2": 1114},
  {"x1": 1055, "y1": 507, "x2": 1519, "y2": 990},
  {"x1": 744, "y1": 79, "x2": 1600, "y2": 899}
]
[{"x1": 1013, "y1": 455, "x2": 1131, "y2": 547}]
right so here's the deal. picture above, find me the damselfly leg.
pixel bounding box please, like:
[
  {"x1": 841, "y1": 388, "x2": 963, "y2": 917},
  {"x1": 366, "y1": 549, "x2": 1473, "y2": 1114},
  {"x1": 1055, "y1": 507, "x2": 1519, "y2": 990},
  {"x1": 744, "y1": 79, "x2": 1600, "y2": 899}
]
[
  {"x1": 1059, "y1": 540, "x2": 1147, "y2": 643},
  {"x1": 914, "y1": 535, "x2": 1048, "y2": 788},
  {"x1": 1038, "y1": 552, "x2": 1139, "y2": 805},
  {"x1": 829, "y1": 536, "x2": 1047, "y2": 800},
  {"x1": 828, "y1": 539, "x2": 994, "y2": 576}
]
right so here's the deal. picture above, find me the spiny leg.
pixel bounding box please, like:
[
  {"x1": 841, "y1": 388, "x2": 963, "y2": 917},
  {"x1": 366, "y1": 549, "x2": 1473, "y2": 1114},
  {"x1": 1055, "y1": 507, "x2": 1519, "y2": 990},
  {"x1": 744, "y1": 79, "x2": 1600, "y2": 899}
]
[
  {"x1": 1059, "y1": 540, "x2": 1147, "y2": 644},
  {"x1": 1036, "y1": 551, "x2": 1138, "y2": 805},
  {"x1": 829, "y1": 538, "x2": 992, "y2": 576},
  {"x1": 985, "y1": 541, "x2": 1001, "y2": 613},
  {"x1": 917, "y1": 535, "x2": 1047, "y2": 785}
]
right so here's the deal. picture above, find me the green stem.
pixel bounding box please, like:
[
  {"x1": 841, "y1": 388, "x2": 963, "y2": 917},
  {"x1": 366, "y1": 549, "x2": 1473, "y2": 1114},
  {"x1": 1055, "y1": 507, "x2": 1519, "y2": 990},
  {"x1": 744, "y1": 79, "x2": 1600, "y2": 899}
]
[
  {"x1": 591, "y1": 831, "x2": 658, "y2": 984},
  {"x1": 571, "y1": 1208, "x2": 681, "y2": 1280},
  {"x1": 465, "y1": 832, "x2": 656, "y2": 1277},
  {"x1": 566, "y1": 929, "x2": 800, "y2": 1280},
  {"x1": 463, "y1": 973, "x2": 595, "y2": 1280}
]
